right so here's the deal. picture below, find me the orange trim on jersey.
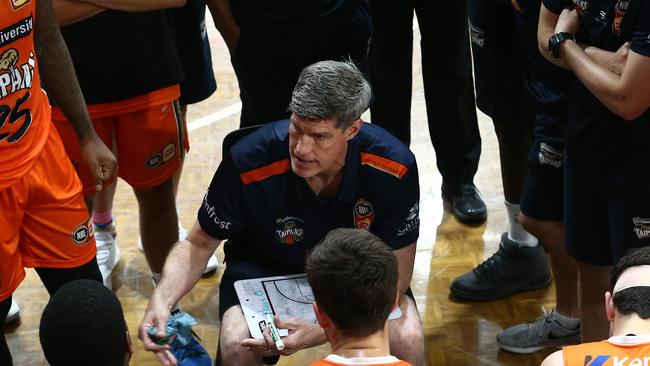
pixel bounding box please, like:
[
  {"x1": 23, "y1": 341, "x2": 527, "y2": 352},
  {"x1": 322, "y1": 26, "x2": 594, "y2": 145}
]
[
  {"x1": 360, "y1": 152, "x2": 408, "y2": 179},
  {"x1": 51, "y1": 85, "x2": 180, "y2": 120},
  {"x1": 240, "y1": 159, "x2": 291, "y2": 185}
]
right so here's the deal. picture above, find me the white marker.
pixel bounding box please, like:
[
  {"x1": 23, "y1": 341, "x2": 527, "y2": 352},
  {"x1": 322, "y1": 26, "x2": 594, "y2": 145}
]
[{"x1": 265, "y1": 313, "x2": 285, "y2": 351}]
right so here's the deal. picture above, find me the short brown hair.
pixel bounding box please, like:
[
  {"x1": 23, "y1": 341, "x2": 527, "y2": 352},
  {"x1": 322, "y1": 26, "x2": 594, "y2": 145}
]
[{"x1": 306, "y1": 228, "x2": 398, "y2": 337}]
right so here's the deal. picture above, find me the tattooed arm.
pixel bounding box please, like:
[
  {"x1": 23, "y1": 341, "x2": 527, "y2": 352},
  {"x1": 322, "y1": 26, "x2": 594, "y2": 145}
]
[{"x1": 34, "y1": 0, "x2": 116, "y2": 191}]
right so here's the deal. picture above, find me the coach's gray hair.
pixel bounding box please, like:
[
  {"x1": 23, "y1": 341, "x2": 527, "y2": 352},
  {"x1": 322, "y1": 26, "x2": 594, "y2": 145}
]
[{"x1": 289, "y1": 60, "x2": 371, "y2": 129}]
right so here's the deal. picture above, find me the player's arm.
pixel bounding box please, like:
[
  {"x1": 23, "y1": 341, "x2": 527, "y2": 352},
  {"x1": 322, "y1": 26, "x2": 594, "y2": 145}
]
[
  {"x1": 541, "y1": 350, "x2": 564, "y2": 366},
  {"x1": 394, "y1": 242, "x2": 416, "y2": 301},
  {"x1": 538, "y1": 3, "x2": 630, "y2": 75},
  {"x1": 205, "y1": 0, "x2": 240, "y2": 55},
  {"x1": 557, "y1": 9, "x2": 650, "y2": 120},
  {"x1": 139, "y1": 222, "x2": 221, "y2": 365},
  {"x1": 34, "y1": 0, "x2": 116, "y2": 191},
  {"x1": 61, "y1": 0, "x2": 185, "y2": 13}
]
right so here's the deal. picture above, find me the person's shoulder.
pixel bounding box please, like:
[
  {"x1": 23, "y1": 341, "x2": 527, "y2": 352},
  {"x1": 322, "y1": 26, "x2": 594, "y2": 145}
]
[
  {"x1": 541, "y1": 350, "x2": 564, "y2": 366},
  {"x1": 227, "y1": 120, "x2": 291, "y2": 173},
  {"x1": 356, "y1": 122, "x2": 416, "y2": 179}
]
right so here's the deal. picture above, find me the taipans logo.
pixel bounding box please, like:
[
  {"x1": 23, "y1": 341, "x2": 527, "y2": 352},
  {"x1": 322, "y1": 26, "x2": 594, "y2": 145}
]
[
  {"x1": 146, "y1": 142, "x2": 176, "y2": 168},
  {"x1": 538, "y1": 142, "x2": 563, "y2": 168},
  {"x1": 573, "y1": 0, "x2": 588, "y2": 16},
  {"x1": 10, "y1": 0, "x2": 30, "y2": 11},
  {"x1": 583, "y1": 355, "x2": 610, "y2": 366},
  {"x1": 275, "y1": 216, "x2": 304, "y2": 245},
  {"x1": 612, "y1": 0, "x2": 629, "y2": 35},
  {"x1": 71, "y1": 218, "x2": 94, "y2": 246},
  {"x1": 353, "y1": 198, "x2": 374, "y2": 230},
  {"x1": 633, "y1": 217, "x2": 650, "y2": 239}
]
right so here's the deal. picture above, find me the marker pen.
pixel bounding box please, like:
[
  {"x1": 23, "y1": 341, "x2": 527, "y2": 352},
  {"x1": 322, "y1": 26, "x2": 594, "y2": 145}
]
[{"x1": 265, "y1": 313, "x2": 285, "y2": 351}]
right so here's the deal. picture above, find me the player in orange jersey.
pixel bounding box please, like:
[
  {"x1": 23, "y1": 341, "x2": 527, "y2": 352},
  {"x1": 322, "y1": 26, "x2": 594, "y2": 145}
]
[
  {"x1": 0, "y1": 0, "x2": 116, "y2": 363},
  {"x1": 305, "y1": 229, "x2": 412, "y2": 366},
  {"x1": 542, "y1": 246, "x2": 650, "y2": 366}
]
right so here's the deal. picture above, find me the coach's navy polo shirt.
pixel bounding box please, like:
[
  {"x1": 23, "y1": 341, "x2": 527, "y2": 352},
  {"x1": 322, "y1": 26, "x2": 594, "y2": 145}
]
[
  {"x1": 197, "y1": 120, "x2": 420, "y2": 274},
  {"x1": 543, "y1": 0, "x2": 650, "y2": 191}
]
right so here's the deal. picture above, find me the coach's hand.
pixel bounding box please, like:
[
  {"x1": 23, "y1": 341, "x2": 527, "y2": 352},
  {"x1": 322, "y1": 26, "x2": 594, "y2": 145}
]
[
  {"x1": 80, "y1": 133, "x2": 116, "y2": 192},
  {"x1": 241, "y1": 316, "x2": 327, "y2": 357},
  {"x1": 139, "y1": 292, "x2": 177, "y2": 366}
]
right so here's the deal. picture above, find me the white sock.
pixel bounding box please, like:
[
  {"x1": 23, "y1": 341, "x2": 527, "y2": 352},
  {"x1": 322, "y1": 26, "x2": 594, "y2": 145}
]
[
  {"x1": 505, "y1": 201, "x2": 538, "y2": 248},
  {"x1": 151, "y1": 272, "x2": 180, "y2": 313}
]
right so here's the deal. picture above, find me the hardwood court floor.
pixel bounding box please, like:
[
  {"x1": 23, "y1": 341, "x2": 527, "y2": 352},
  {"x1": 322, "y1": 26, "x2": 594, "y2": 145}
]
[{"x1": 5, "y1": 17, "x2": 557, "y2": 366}]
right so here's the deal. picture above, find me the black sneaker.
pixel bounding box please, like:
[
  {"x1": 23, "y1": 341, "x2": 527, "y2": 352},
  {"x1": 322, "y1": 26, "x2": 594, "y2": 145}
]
[
  {"x1": 442, "y1": 183, "x2": 487, "y2": 225},
  {"x1": 450, "y1": 233, "x2": 551, "y2": 301}
]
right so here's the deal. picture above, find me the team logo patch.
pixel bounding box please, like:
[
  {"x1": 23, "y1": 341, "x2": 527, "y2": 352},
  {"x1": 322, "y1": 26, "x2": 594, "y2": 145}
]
[
  {"x1": 397, "y1": 202, "x2": 420, "y2": 237},
  {"x1": 353, "y1": 199, "x2": 374, "y2": 230},
  {"x1": 538, "y1": 142, "x2": 563, "y2": 168},
  {"x1": 469, "y1": 24, "x2": 485, "y2": 48},
  {"x1": 9, "y1": 0, "x2": 29, "y2": 11},
  {"x1": 573, "y1": 0, "x2": 588, "y2": 16},
  {"x1": 612, "y1": 0, "x2": 629, "y2": 35},
  {"x1": 71, "y1": 219, "x2": 94, "y2": 246},
  {"x1": 162, "y1": 143, "x2": 176, "y2": 162},
  {"x1": 145, "y1": 142, "x2": 176, "y2": 168},
  {"x1": 633, "y1": 217, "x2": 650, "y2": 239},
  {"x1": 275, "y1": 217, "x2": 304, "y2": 245}
]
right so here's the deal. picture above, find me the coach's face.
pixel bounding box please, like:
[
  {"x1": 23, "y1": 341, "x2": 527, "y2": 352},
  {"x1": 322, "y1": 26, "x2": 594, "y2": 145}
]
[{"x1": 289, "y1": 114, "x2": 362, "y2": 180}]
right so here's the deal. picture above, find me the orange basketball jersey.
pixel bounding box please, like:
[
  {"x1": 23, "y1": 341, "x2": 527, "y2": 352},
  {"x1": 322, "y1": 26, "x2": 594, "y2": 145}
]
[
  {"x1": 564, "y1": 335, "x2": 650, "y2": 366},
  {"x1": 0, "y1": 0, "x2": 52, "y2": 191}
]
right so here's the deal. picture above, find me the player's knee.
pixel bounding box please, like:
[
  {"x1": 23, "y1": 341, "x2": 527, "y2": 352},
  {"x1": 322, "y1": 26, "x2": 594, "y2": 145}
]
[{"x1": 389, "y1": 320, "x2": 424, "y2": 353}]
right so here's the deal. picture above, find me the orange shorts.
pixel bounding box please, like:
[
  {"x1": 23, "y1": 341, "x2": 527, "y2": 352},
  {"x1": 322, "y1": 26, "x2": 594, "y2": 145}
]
[
  {"x1": 54, "y1": 101, "x2": 188, "y2": 195},
  {"x1": 0, "y1": 125, "x2": 96, "y2": 302}
]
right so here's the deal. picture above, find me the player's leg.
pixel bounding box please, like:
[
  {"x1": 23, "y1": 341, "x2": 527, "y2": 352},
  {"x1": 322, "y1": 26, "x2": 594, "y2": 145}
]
[
  {"x1": 1, "y1": 296, "x2": 12, "y2": 365},
  {"x1": 563, "y1": 149, "x2": 610, "y2": 342},
  {"x1": 417, "y1": 0, "x2": 484, "y2": 224},
  {"x1": 367, "y1": 0, "x2": 414, "y2": 144},
  {"x1": 388, "y1": 293, "x2": 425, "y2": 366},
  {"x1": 218, "y1": 306, "x2": 266, "y2": 366}
]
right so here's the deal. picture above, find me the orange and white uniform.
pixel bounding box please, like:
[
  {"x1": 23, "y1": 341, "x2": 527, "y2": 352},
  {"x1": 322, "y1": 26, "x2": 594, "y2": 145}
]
[
  {"x1": 310, "y1": 355, "x2": 412, "y2": 366},
  {"x1": 0, "y1": 0, "x2": 96, "y2": 302},
  {"x1": 563, "y1": 334, "x2": 650, "y2": 366}
]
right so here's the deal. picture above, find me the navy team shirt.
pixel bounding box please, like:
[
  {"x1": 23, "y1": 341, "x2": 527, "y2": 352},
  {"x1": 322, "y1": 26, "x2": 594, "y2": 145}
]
[
  {"x1": 198, "y1": 120, "x2": 420, "y2": 275},
  {"x1": 543, "y1": 0, "x2": 650, "y2": 190}
]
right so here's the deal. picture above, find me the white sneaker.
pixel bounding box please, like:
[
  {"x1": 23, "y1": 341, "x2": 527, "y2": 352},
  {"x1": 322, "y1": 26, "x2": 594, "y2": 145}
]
[
  {"x1": 138, "y1": 222, "x2": 218, "y2": 275},
  {"x1": 95, "y1": 230, "x2": 121, "y2": 289},
  {"x1": 4, "y1": 298, "x2": 19, "y2": 324}
]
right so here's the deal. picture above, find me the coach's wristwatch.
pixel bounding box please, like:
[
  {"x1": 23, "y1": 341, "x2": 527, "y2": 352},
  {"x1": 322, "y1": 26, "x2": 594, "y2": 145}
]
[{"x1": 548, "y1": 32, "x2": 576, "y2": 58}]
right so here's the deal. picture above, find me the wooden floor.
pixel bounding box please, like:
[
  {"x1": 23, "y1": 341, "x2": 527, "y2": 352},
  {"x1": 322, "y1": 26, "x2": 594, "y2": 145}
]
[{"x1": 5, "y1": 18, "x2": 557, "y2": 366}]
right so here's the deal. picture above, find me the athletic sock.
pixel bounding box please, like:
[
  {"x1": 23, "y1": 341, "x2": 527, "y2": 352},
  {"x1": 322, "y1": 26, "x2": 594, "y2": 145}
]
[
  {"x1": 92, "y1": 208, "x2": 113, "y2": 230},
  {"x1": 505, "y1": 201, "x2": 538, "y2": 248}
]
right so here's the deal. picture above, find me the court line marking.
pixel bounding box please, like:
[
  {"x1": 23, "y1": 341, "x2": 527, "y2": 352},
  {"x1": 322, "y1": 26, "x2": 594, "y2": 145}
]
[{"x1": 187, "y1": 101, "x2": 242, "y2": 132}]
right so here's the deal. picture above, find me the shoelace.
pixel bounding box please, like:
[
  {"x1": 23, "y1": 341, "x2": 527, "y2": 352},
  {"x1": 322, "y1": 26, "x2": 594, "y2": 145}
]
[
  {"x1": 474, "y1": 247, "x2": 509, "y2": 276},
  {"x1": 460, "y1": 183, "x2": 481, "y2": 199}
]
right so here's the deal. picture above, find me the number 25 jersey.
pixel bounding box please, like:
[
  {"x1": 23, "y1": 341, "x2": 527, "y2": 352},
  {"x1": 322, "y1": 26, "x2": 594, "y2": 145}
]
[{"x1": 0, "y1": 0, "x2": 52, "y2": 191}]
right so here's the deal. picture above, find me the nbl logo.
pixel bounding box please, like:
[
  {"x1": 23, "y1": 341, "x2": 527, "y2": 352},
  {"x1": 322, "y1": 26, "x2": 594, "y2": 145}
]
[{"x1": 71, "y1": 219, "x2": 94, "y2": 246}]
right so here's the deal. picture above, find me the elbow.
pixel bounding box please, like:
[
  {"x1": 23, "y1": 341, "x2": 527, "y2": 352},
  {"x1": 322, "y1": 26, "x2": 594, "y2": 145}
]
[
  {"x1": 612, "y1": 97, "x2": 648, "y2": 121},
  {"x1": 618, "y1": 108, "x2": 646, "y2": 121},
  {"x1": 171, "y1": 0, "x2": 187, "y2": 8}
]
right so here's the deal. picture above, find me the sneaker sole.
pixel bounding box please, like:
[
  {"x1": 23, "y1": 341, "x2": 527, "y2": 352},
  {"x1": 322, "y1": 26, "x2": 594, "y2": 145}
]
[
  {"x1": 499, "y1": 335, "x2": 581, "y2": 354},
  {"x1": 451, "y1": 275, "x2": 552, "y2": 301}
]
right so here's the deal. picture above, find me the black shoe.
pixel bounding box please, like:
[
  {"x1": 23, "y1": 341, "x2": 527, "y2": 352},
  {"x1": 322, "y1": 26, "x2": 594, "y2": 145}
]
[
  {"x1": 442, "y1": 183, "x2": 487, "y2": 224},
  {"x1": 450, "y1": 233, "x2": 551, "y2": 301}
]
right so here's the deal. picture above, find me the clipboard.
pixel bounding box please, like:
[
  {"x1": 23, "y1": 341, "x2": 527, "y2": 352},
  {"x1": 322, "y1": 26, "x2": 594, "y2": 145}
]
[{"x1": 234, "y1": 273, "x2": 402, "y2": 339}]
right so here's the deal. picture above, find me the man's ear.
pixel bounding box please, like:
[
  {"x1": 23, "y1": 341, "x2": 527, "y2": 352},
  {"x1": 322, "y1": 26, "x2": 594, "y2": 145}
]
[
  {"x1": 344, "y1": 119, "x2": 363, "y2": 141},
  {"x1": 313, "y1": 302, "x2": 330, "y2": 329},
  {"x1": 605, "y1": 291, "x2": 616, "y2": 322}
]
